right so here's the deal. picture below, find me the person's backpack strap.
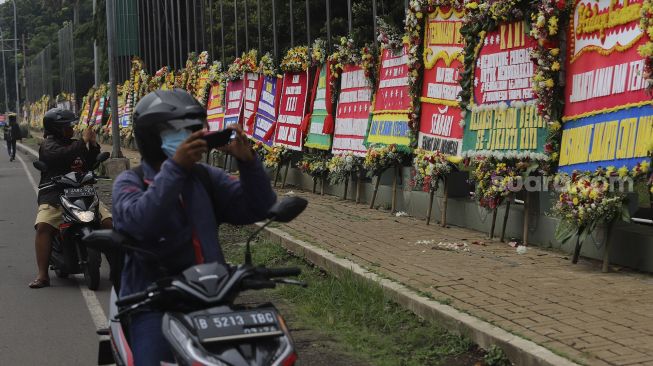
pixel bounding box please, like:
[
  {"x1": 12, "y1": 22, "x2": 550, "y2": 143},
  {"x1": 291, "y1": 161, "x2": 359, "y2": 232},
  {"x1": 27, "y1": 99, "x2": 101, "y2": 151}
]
[{"x1": 131, "y1": 164, "x2": 219, "y2": 218}]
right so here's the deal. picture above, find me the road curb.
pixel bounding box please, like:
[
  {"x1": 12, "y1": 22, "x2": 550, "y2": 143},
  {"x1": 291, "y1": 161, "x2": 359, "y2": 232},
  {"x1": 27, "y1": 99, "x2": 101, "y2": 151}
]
[
  {"x1": 16, "y1": 141, "x2": 39, "y2": 159},
  {"x1": 257, "y1": 224, "x2": 582, "y2": 366}
]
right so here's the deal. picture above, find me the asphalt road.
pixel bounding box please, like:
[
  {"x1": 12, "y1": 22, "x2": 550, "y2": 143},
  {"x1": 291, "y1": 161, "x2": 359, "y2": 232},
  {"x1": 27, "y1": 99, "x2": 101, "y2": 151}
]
[{"x1": 0, "y1": 142, "x2": 113, "y2": 365}]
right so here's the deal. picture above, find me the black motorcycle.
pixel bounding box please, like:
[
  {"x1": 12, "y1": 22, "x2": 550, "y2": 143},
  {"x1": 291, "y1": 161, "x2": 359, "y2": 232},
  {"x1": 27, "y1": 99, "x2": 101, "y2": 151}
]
[
  {"x1": 33, "y1": 152, "x2": 110, "y2": 290},
  {"x1": 84, "y1": 196, "x2": 308, "y2": 366}
]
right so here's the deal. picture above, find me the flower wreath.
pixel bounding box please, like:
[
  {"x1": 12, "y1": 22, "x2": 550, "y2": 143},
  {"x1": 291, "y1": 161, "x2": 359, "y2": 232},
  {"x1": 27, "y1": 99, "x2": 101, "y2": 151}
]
[
  {"x1": 310, "y1": 39, "x2": 327, "y2": 67},
  {"x1": 639, "y1": 0, "x2": 653, "y2": 93},
  {"x1": 264, "y1": 145, "x2": 292, "y2": 170},
  {"x1": 459, "y1": 0, "x2": 567, "y2": 168},
  {"x1": 280, "y1": 46, "x2": 310, "y2": 73},
  {"x1": 363, "y1": 144, "x2": 408, "y2": 177},
  {"x1": 327, "y1": 152, "x2": 364, "y2": 185},
  {"x1": 328, "y1": 37, "x2": 376, "y2": 104},
  {"x1": 258, "y1": 52, "x2": 277, "y2": 77},
  {"x1": 226, "y1": 50, "x2": 258, "y2": 81},
  {"x1": 411, "y1": 148, "x2": 454, "y2": 191},
  {"x1": 405, "y1": 0, "x2": 465, "y2": 138},
  {"x1": 297, "y1": 152, "x2": 331, "y2": 179}
]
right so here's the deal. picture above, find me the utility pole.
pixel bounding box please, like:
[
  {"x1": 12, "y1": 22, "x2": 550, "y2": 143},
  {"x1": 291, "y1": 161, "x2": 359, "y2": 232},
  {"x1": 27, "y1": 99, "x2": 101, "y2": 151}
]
[
  {"x1": 93, "y1": 0, "x2": 100, "y2": 86},
  {"x1": 11, "y1": 0, "x2": 19, "y2": 119},
  {"x1": 21, "y1": 33, "x2": 26, "y2": 111},
  {"x1": 0, "y1": 26, "x2": 8, "y2": 111},
  {"x1": 106, "y1": 0, "x2": 122, "y2": 159}
]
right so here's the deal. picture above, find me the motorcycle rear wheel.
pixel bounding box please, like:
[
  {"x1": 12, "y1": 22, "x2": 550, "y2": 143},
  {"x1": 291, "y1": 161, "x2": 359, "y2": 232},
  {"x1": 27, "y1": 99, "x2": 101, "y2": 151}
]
[{"x1": 84, "y1": 248, "x2": 101, "y2": 291}]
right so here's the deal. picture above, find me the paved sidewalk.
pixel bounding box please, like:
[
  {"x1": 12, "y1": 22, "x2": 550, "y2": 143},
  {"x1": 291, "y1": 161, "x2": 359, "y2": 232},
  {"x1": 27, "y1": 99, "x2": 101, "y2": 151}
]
[
  {"x1": 24, "y1": 132, "x2": 653, "y2": 365},
  {"x1": 275, "y1": 189, "x2": 653, "y2": 366}
]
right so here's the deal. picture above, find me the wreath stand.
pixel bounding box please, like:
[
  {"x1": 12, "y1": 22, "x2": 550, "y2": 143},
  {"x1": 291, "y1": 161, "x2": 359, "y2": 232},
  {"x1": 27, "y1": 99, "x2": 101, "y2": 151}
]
[
  {"x1": 426, "y1": 176, "x2": 449, "y2": 227},
  {"x1": 281, "y1": 161, "x2": 290, "y2": 189},
  {"x1": 500, "y1": 197, "x2": 512, "y2": 242},
  {"x1": 391, "y1": 164, "x2": 400, "y2": 213},
  {"x1": 342, "y1": 173, "x2": 350, "y2": 200},
  {"x1": 488, "y1": 208, "x2": 499, "y2": 240},
  {"x1": 321, "y1": 176, "x2": 326, "y2": 195},
  {"x1": 355, "y1": 171, "x2": 363, "y2": 204},
  {"x1": 312, "y1": 177, "x2": 318, "y2": 194},
  {"x1": 369, "y1": 174, "x2": 382, "y2": 209},
  {"x1": 571, "y1": 226, "x2": 585, "y2": 264},
  {"x1": 602, "y1": 223, "x2": 614, "y2": 273},
  {"x1": 522, "y1": 192, "x2": 530, "y2": 246}
]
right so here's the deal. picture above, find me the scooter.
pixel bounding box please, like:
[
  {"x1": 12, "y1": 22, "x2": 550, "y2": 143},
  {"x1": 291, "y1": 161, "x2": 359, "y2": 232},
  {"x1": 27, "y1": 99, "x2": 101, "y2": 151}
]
[
  {"x1": 33, "y1": 151, "x2": 110, "y2": 290},
  {"x1": 83, "y1": 196, "x2": 309, "y2": 366}
]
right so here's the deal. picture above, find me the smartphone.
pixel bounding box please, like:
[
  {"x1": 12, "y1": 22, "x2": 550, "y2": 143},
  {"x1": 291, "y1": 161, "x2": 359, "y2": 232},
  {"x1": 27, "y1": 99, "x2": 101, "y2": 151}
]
[{"x1": 202, "y1": 129, "x2": 236, "y2": 149}]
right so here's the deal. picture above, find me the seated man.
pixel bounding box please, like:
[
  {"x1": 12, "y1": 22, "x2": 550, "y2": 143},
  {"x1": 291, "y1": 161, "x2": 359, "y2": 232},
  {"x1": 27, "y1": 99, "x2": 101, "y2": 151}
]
[
  {"x1": 30, "y1": 108, "x2": 117, "y2": 289},
  {"x1": 112, "y1": 89, "x2": 276, "y2": 365}
]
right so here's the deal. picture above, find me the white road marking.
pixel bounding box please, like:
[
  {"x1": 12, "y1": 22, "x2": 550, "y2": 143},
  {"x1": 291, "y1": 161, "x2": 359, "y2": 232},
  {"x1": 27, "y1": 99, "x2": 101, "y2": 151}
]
[{"x1": 14, "y1": 142, "x2": 109, "y2": 330}]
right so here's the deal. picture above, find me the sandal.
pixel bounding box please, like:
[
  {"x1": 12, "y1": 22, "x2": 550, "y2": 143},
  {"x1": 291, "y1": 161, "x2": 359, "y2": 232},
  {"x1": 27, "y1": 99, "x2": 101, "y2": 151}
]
[{"x1": 28, "y1": 278, "x2": 50, "y2": 289}]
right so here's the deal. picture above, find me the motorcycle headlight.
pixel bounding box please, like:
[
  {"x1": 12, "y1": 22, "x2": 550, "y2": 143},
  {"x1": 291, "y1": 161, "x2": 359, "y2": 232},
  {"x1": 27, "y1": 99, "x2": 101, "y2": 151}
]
[
  {"x1": 163, "y1": 317, "x2": 228, "y2": 366},
  {"x1": 60, "y1": 198, "x2": 95, "y2": 223}
]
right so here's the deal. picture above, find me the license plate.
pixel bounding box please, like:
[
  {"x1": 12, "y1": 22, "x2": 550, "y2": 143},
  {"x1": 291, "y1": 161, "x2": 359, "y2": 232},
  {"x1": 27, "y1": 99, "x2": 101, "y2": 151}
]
[
  {"x1": 193, "y1": 309, "x2": 283, "y2": 343},
  {"x1": 64, "y1": 187, "x2": 96, "y2": 198}
]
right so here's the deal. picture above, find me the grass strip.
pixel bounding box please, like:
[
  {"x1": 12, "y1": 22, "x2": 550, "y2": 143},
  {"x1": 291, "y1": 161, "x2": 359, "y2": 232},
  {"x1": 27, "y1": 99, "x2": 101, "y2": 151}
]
[{"x1": 222, "y1": 229, "x2": 480, "y2": 366}]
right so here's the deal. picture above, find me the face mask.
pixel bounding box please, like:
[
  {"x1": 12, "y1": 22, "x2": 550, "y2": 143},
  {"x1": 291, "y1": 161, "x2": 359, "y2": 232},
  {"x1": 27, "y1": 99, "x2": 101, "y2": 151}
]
[{"x1": 160, "y1": 128, "x2": 192, "y2": 158}]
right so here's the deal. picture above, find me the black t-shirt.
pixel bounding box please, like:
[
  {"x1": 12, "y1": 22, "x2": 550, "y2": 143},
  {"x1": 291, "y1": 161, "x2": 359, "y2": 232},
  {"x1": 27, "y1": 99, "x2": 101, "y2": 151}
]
[{"x1": 37, "y1": 136, "x2": 101, "y2": 206}]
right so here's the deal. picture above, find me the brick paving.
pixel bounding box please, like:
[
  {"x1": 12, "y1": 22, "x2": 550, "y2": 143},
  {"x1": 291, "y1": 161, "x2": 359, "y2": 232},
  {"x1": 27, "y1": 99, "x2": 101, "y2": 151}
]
[
  {"x1": 275, "y1": 189, "x2": 653, "y2": 366},
  {"x1": 25, "y1": 133, "x2": 653, "y2": 365}
]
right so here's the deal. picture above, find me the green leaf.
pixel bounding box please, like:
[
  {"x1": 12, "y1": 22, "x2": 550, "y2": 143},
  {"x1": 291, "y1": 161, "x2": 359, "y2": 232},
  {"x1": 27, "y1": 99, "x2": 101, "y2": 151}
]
[{"x1": 555, "y1": 220, "x2": 577, "y2": 244}]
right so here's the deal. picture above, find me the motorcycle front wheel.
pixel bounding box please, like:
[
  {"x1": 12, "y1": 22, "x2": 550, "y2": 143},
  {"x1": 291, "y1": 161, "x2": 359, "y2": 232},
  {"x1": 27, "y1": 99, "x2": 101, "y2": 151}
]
[{"x1": 84, "y1": 248, "x2": 101, "y2": 291}]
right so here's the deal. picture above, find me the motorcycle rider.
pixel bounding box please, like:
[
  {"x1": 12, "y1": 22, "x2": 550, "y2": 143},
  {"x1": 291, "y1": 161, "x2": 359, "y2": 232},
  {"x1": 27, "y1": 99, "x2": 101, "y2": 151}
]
[
  {"x1": 30, "y1": 108, "x2": 117, "y2": 289},
  {"x1": 111, "y1": 89, "x2": 276, "y2": 365}
]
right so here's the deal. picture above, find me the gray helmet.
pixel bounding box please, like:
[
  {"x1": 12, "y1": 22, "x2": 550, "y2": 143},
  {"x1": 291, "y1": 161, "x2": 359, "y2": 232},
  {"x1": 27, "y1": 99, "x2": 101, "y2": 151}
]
[{"x1": 133, "y1": 89, "x2": 206, "y2": 164}]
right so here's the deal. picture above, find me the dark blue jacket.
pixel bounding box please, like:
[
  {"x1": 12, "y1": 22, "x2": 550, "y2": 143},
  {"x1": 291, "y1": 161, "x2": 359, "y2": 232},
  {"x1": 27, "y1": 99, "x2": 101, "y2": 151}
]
[{"x1": 112, "y1": 157, "x2": 276, "y2": 296}]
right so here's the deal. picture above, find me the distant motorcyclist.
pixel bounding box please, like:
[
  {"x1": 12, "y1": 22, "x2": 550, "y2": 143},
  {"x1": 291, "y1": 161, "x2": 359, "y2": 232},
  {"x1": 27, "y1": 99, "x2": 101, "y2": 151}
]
[
  {"x1": 111, "y1": 89, "x2": 276, "y2": 365},
  {"x1": 29, "y1": 108, "x2": 116, "y2": 289}
]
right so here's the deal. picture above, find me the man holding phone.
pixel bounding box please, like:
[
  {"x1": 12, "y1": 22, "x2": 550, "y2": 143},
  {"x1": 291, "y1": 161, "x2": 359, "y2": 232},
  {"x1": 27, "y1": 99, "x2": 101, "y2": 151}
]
[{"x1": 111, "y1": 89, "x2": 276, "y2": 365}]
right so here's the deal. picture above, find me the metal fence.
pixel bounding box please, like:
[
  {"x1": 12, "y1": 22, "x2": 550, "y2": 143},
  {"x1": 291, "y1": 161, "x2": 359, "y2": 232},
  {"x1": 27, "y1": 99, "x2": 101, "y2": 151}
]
[
  {"x1": 58, "y1": 22, "x2": 75, "y2": 96},
  {"x1": 25, "y1": 45, "x2": 52, "y2": 103}
]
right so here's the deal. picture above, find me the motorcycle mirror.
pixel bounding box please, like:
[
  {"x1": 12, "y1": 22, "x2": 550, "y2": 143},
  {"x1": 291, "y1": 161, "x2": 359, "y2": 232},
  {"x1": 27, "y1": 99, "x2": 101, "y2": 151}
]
[
  {"x1": 96, "y1": 152, "x2": 110, "y2": 163},
  {"x1": 244, "y1": 197, "x2": 308, "y2": 265},
  {"x1": 267, "y1": 197, "x2": 308, "y2": 223},
  {"x1": 33, "y1": 160, "x2": 48, "y2": 172}
]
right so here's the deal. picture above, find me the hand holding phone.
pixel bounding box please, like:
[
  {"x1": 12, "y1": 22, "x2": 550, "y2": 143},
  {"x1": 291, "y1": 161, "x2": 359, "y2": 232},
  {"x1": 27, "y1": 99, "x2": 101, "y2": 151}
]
[{"x1": 201, "y1": 129, "x2": 236, "y2": 149}]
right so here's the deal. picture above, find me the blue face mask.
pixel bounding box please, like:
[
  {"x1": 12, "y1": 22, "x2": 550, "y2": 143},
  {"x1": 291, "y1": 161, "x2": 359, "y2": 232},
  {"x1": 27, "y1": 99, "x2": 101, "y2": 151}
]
[{"x1": 160, "y1": 128, "x2": 192, "y2": 158}]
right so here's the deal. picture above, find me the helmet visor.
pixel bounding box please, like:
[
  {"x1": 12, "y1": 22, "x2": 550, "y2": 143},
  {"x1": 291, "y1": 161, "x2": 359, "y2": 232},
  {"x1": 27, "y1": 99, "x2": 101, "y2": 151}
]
[{"x1": 165, "y1": 117, "x2": 205, "y2": 132}]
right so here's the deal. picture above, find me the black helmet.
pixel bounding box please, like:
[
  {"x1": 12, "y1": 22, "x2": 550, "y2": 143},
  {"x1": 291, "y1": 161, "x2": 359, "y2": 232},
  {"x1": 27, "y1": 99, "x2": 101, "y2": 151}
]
[
  {"x1": 43, "y1": 108, "x2": 77, "y2": 139},
  {"x1": 133, "y1": 89, "x2": 206, "y2": 164}
]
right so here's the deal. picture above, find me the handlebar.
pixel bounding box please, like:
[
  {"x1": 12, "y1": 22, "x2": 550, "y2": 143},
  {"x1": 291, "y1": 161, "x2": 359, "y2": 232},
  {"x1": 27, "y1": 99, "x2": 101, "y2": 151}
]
[
  {"x1": 256, "y1": 267, "x2": 301, "y2": 278},
  {"x1": 115, "y1": 290, "x2": 152, "y2": 307},
  {"x1": 241, "y1": 279, "x2": 277, "y2": 290}
]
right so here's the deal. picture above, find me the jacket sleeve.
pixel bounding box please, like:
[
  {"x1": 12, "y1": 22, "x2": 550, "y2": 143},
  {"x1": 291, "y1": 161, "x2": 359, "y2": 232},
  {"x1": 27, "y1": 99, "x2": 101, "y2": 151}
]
[
  {"x1": 84, "y1": 142, "x2": 101, "y2": 169},
  {"x1": 206, "y1": 157, "x2": 276, "y2": 225},
  {"x1": 40, "y1": 139, "x2": 92, "y2": 172},
  {"x1": 112, "y1": 159, "x2": 189, "y2": 243}
]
